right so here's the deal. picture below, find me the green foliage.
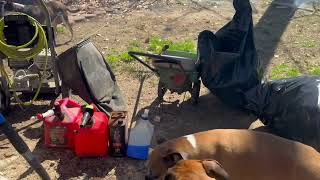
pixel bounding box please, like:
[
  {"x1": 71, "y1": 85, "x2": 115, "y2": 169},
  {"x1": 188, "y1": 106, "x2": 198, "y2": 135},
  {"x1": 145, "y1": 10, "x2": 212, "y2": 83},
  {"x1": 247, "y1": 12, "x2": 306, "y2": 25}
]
[
  {"x1": 270, "y1": 64, "x2": 300, "y2": 80},
  {"x1": 310, "y1": 67, "x2": 320, "y2": 76},
  {"x1": 56, "y1": 26, "x2": 65, "y2": 34},
  {"x1": 148, "y1": 36, "x2": 196, "y2": 54}
]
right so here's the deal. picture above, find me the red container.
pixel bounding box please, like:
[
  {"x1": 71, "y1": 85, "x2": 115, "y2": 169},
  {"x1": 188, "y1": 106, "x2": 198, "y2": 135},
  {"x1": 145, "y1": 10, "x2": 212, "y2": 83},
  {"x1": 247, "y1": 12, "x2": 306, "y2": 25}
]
[
  {"x1": 74, "y1": 112, "x2": 109, "y2": 157},
  {"x1": 43, "y1": 98, "x2": 81, "y2": 148}
]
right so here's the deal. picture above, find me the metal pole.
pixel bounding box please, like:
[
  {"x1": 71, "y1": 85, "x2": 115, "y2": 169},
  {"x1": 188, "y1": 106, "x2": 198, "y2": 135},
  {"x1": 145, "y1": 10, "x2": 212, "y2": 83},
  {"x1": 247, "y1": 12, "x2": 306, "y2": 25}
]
[
  {"x1": 35, "y1": 0, "x2": 61, "y2": 94},
  {"x1": 0, "y1": 114, "x2": 50, "y2": 180}
]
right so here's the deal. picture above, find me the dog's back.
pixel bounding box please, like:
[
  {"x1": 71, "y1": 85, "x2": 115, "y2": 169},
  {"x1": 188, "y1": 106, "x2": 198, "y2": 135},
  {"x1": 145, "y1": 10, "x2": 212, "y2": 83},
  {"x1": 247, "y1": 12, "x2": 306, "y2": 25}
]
[{"x1": 148, "y1": 129, "x2": 320, "y2": 180}]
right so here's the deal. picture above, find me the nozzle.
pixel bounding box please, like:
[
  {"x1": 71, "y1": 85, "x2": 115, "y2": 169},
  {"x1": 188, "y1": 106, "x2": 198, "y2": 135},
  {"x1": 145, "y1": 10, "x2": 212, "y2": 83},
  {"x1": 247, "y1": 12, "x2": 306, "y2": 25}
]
[
  {"x1": 80, "y1": 105, "x2": 94, "y2": 128},
  {"x1": 34, "y1": 109, "x2": 55, "y2": 120}
]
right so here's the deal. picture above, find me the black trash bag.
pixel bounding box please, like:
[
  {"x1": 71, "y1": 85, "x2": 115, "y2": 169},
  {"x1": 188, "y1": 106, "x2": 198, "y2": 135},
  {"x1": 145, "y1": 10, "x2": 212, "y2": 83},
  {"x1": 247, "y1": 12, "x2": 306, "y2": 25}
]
[
  {"x1": 244, "y1": 76, "x2": 320, "y2": 150},
  {"x1": 57, "y1": 39, "x2": 127, "y2": 116},
  {"x1": 197, "y1": 0, "x2": 261, "y2": 107}
]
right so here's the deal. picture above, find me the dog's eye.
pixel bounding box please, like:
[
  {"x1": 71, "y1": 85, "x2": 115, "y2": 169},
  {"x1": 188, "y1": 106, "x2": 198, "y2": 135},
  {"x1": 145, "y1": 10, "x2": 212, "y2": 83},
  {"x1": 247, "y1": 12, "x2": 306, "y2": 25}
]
[{"x1": 164, "y1": 174, "x2": 174, "y2": 180}]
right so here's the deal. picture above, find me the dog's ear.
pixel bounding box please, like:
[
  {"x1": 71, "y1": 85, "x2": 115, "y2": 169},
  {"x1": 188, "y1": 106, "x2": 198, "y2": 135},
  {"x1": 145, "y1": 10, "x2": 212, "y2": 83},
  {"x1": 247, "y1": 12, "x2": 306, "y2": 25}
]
[
  {"x1": 162, "y1": 152, "x2": 188, "y2": 168},
  {"x1": 202, "y1": 160, "x2": 229, "y2": 180}
]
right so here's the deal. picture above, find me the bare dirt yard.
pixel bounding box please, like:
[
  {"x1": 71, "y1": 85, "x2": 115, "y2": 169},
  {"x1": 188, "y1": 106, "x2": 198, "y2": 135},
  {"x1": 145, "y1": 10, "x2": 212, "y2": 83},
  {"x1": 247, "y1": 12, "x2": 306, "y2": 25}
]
[{"x1": 1, "y1": 0, "x2": 320, "y2": 179}]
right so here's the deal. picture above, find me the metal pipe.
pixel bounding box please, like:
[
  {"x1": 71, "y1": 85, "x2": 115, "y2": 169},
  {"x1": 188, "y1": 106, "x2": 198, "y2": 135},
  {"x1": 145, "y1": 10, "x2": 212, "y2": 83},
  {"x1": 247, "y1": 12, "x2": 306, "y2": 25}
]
[{"x1": 34, "y1": 0, "x2": 61, "y2": 94}]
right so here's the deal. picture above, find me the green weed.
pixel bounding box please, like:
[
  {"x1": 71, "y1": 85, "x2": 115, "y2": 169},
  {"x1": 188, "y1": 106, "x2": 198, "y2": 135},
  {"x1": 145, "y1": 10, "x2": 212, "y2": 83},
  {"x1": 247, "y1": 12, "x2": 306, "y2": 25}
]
[
  {"x1": 105, "y1": 38, "x2": 197, "y2": 71},
  {"x1": 148, "y1": 36, "x2": 196, "y2": 54},
  {"x1": 170, "y1": 39, "x2": 196, "y2": 53},
  {"x1": 270, "y1": 64, "x2": 301, "y2": 80},
  {"x1": 310, "y1": 67, "x2": 320, "y2": 76},
  {"x1": 300, "y1": 39, "x2": 317, "y2": 48},
  {"x1": 148, "y1": 37, "x2": 173, "y2": 54},
  {"x1": 56, "y1": 26, "x2": 65, "y2": 34}
]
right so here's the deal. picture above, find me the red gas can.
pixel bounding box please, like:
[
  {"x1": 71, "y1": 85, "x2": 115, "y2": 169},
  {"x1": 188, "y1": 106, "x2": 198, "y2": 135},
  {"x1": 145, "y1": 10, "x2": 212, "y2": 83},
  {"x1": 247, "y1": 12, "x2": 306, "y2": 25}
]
[
  {"x1": 42, "y1": 98, "x2": 81, "y2": 148},
  {"x1": 74, "y1": 105, "x2": 109, "y2": 157}
]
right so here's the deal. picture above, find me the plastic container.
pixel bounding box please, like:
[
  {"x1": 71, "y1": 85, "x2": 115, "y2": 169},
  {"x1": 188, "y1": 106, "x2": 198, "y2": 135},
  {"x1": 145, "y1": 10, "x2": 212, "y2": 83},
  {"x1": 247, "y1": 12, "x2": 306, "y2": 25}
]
[
  {"x1": 42, "y1": 98, "x2": 82, "y2": 148},
  {"x1": 74, "y1": 110, "x2": 109, "y2": 157},
  {"x1": 127, "y1": 109, "x2": 154, "y2": 160},
  {"x1": 109, "y1": 119, "x2": 126, "y2": 157}
]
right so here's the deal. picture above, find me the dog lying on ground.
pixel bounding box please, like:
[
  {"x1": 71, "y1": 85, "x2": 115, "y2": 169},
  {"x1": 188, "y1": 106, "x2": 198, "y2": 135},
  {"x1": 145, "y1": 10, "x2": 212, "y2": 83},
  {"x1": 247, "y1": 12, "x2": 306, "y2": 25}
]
[
  {"x1": 4, "y1": 0, "x2": 78, "y2": 44},
  {"x1": 162, "y1": 159, "x2": 229, "y2": 180},
  {"x1": 146, "y1": 129, "x2": 320, "y2": 180}
]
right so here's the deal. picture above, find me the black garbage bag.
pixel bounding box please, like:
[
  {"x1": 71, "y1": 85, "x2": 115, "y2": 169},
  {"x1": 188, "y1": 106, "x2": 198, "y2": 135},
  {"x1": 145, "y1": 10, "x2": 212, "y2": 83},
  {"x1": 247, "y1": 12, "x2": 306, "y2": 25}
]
[
  {"x1": 57, "y1": 39, "x2": 127, "y2": 116},
  {"x1": 197, "y1": 0, "x2": 261, "y2": 107},
  {"x1": 244, "y1": 76, "x2": 320, "y2": 150}
]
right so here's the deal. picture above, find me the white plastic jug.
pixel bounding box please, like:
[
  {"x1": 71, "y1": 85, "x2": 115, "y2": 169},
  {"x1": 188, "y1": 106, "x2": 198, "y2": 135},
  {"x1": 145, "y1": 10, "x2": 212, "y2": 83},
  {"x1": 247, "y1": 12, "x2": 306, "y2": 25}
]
[{"x1": 127, "y1": 109, "x2": 154, "y2": 160}]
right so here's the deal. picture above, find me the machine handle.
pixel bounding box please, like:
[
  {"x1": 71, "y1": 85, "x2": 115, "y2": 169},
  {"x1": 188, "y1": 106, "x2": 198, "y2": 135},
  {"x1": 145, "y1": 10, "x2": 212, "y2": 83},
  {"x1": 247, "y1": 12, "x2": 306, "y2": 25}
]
[
  {"x1": 128, "y1": 51, "x2": 187, "y2": 76},
  {"x1": 128, "y1": 51, "x2": 157, "y2": 73}
]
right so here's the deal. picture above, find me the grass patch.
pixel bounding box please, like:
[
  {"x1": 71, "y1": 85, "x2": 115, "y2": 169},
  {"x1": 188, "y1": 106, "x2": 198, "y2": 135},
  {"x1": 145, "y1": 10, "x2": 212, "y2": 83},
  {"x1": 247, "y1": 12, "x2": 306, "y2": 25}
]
[
  {"x1": 56, "y1": 26, "x2": 66, "y2": 34},
  {"x1": 310, "y1": 67, "x2": 320, "y2": 76},
  {"x1": 105, "y1": 37, "x2": 197, "y2": 74},
  {"x1": 270, "y1": 64, "x2": 301, "y2": 80},
  {"x1": 269, "y1": 64, "x2": 320, "y2": 80},
  {"x1": 300, "y1": 39, "x2": 317, "y2": 48},
  {"x1": 148, "y1": 36, "x2": 196, "y2": 54}
]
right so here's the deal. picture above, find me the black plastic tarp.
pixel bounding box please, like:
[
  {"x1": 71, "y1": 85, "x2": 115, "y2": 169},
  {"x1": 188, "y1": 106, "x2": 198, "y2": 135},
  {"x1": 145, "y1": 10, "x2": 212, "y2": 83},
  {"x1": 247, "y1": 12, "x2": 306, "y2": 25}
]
[
  {"x1": 244, "y1": 76, "x2": 320, "y2": 150},
  {"x1": 198, "y1": 0, "x2": 320, "y2": 150},
  {"x1": 57, "y1": 39, "x2": 127, "y2": 116},
  {"x1": 197, "y1": 0, "x2": 261, "y2": 108}
]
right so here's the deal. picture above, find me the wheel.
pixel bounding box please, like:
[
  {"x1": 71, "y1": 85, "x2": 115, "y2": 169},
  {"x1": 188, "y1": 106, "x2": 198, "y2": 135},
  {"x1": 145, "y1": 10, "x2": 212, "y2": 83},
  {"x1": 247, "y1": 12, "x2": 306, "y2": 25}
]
[
  {"x1": 191, "y1": 80, "x2": 201, "y2": 105},
  {"x1": 0, "y1": 77, "x2": 11, "y2": 114},
  {"x1": 157, "y1": 81, "x2": 167, "y2": 101}
]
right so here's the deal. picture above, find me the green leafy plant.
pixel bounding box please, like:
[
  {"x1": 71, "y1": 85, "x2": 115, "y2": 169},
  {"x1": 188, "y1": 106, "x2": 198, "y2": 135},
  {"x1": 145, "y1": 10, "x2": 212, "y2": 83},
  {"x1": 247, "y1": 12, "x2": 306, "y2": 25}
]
[
  {"x1": 56, "y1": 26, "x2": 65, "y2": 34},
  {"x1": 148, "y1": 36, "x2": 196, "y2": 54},
  {"x1": 310, "y1": 67, "x2": 320, "y2": 76},
  {"x1": 270, "y1": 64, "x2": 301, "y2": 80}
]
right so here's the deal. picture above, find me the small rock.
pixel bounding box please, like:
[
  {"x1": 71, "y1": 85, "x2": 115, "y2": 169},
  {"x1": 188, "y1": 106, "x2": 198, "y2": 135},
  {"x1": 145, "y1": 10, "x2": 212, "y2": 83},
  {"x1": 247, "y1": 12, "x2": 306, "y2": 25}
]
[
  {"x1": 4, "y1": 153, "x2": 14, "y2": 158},
  {"x1": 274, "y1": 55, "x2": 279, "y2": 58},
  {"x1": 96, "y1": 33, "x2": 102, "y2": 37},
  {"x1": 145, "y1": 37, "x2": 150, "y2": 43},
  {"x1": 84, "y1": 14, "x2": 97, "y2": 19}
]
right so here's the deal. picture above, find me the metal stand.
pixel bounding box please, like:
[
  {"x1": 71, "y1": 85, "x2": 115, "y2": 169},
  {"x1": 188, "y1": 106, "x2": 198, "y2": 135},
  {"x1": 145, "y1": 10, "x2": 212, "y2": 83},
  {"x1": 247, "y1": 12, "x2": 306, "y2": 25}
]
[{"x1": 35, "y1": 0, "x2": 61, "y2": 95}]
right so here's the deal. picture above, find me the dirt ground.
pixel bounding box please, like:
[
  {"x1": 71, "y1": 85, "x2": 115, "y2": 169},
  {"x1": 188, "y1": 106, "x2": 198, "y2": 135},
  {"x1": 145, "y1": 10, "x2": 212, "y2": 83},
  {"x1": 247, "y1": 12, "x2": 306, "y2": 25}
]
[{"x1": 1, "y1": 0, "x2": 320, "y2": 179}]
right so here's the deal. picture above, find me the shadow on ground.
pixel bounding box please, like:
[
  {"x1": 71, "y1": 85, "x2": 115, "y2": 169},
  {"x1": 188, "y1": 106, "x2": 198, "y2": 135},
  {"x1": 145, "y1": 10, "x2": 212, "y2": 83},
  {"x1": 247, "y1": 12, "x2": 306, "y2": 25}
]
[{"x1": 141, "y1": 92, "x2": 257, "y2": 145}]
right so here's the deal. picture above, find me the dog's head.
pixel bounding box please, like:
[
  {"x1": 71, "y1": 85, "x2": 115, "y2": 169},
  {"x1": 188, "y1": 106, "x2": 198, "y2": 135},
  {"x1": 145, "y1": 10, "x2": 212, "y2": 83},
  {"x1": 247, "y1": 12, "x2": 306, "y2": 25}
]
[
  {"x1": 146, "y1": 159, "x2": 229, "y2": 180},
  {"x1": 164, "y1": 159, "x2": 229, "y2": 180},
  {"x1": 146, "y1": 138, "x2": 191, "y2": 180},
  {"x1": 146, "y1": 139, "x2": 228, "y2": 180}
]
